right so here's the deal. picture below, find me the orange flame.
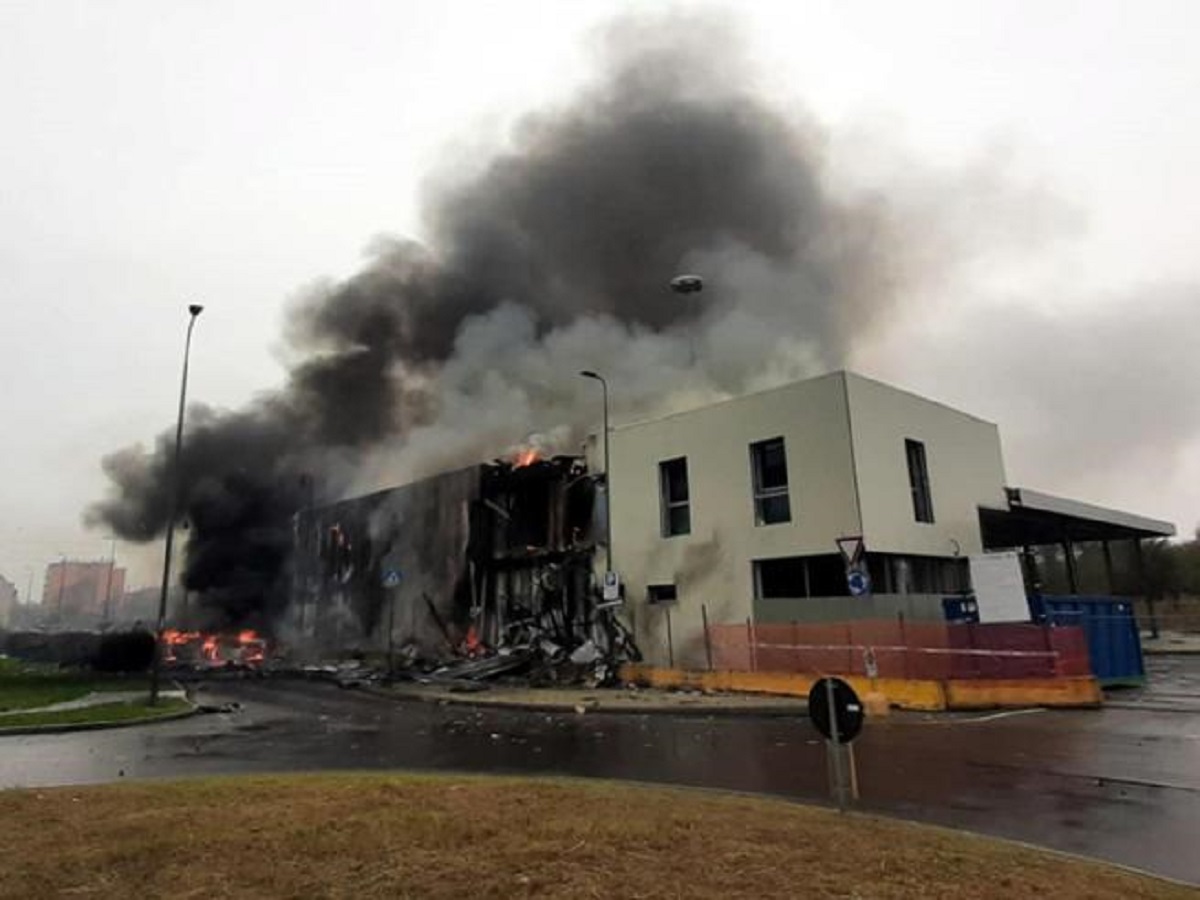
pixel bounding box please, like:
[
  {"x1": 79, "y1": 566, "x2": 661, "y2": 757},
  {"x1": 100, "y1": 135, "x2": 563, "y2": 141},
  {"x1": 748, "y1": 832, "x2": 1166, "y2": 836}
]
[
  {"x1": 201, "y1": 635, "x2": 220, "y2": 662},
  {"x1": 161, "y1": 628, "x2": 268, "y2": 666},
  {"x1": 513, "y1": 447, "x2": 540, "y2": 468}
]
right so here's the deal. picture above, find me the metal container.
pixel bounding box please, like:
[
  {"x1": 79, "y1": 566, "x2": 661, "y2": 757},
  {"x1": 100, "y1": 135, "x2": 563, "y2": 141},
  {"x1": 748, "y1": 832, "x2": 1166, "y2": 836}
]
[{"x1": 1028, "y1": 595, "x2": 1145, "y2": 687}]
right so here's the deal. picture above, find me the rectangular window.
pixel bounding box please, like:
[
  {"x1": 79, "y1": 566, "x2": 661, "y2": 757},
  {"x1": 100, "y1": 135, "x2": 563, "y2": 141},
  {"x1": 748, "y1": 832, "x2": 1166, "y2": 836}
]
[
  {"x1": 647, "y1": 584, "x2": 678, "y2": 604},
  {"x1": 753, "y1": 554, "x2": 846, "y2": 599},
  {"x1": 754, "y1": 557, "x2": 806, "y2": 599},
  {"x1": 905, "y1": 439, "x2": 935, "y2": 524},
  {"x1": 658, "y1": 457, "x2": 691, "y2": 537},
  {"x1": 750, "y1": 437, "x2": 791, "y2": 525}
]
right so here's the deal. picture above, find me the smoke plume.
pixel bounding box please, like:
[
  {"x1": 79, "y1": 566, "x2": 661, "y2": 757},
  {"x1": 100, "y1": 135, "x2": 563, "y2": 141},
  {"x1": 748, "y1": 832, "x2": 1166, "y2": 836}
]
[{"x1": 84, "y1": 12, "x2": 922, "y2": 626}]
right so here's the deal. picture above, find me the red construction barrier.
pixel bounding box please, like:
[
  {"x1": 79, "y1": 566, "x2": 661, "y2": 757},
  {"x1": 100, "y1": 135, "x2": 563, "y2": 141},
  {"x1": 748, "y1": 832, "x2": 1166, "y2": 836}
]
[{"x1": 704, "y1": 618, "x2": 1091, "y2": 682}]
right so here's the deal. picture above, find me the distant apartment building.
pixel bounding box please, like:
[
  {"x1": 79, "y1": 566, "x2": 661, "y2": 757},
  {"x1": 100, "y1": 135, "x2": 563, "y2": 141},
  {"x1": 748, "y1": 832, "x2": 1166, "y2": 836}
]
[
  {"x1": 0, "y1": 575, "x2": 17, "y2": 628},
  {"x1": 116, "y1": 586, "x2": 164, "y2": 625},
  {"x1": 42, "y1": 560, "x2": 126, "y2": 622}
]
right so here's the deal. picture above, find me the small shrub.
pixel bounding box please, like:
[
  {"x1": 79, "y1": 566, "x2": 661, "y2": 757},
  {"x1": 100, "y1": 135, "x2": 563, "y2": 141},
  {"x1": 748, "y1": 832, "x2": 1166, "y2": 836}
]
[{"x1": 93, "y1": 631, "x2": 156, "y2": 673}]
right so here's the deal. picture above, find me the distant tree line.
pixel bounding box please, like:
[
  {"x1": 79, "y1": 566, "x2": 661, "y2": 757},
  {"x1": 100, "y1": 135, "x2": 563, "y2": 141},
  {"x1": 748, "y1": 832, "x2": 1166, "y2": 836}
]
[{"x1": 1031, "y1": 532, "x2": 1200, "y2": 599}]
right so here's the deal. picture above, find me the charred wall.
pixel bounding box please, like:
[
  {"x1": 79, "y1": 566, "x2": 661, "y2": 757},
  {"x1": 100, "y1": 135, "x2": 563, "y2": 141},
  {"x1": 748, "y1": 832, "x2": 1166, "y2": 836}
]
[{"x1": 290, "y1": 457, "x2": 598, "y2": 660}]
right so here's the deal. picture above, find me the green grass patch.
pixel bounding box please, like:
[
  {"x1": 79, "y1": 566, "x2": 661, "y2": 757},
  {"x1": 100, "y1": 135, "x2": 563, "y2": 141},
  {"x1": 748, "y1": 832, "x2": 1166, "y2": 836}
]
[
  {"x1": 0, "y1": 697, "x2": 189, "y2": 730},
  {"x1": 0, "y1": 774, "x2": 1188, "y2": 899},
  {"x1": 0, "y1": 658, "x2": 149, "y2": 712}
]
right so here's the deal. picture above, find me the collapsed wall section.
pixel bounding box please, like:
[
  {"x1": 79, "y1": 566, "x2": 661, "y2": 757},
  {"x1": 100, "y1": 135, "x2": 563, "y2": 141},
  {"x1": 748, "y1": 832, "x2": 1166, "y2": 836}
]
[{"x1": 287, "y1": 456, "x2": 602, "y2": 663}]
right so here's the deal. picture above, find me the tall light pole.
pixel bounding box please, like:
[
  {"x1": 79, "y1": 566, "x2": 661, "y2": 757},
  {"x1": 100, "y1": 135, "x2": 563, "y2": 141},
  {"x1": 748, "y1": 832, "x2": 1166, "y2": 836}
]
[
  {"x1": 55, "y1": 553, "x2": 67, "y2": 622},
  {"x1": 150, "y1": 303, "x2": 203, "y2": 705},
  {"x1": 669, "y1": 274, "x2": 704, "y2": 364},
  {"x1": 579, "y1": 370, "x2": 612, "y2": 575},
  {"x1": 102, "y1": 536, "x2": 117, "y2": 626}
]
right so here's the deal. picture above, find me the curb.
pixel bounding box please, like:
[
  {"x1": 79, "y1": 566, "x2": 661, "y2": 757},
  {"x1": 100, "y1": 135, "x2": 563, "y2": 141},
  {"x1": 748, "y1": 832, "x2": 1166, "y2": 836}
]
[
  {"x1": 0, "y1": 702, "x2": 199, "y2": 737},
  {"x1": 365, "y1": 685, "x2": 809, "y2": 718}
]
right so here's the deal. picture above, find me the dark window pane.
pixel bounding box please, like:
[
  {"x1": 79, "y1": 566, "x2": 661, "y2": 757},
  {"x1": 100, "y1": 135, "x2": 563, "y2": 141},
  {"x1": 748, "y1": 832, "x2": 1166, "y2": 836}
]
[
  {"x1": 667, "y1": 505, "x2": 691, "y2": 536},
  {"x1": 752, "y1": 438, "x2": 788, "y2": 490},
  {"x1": 750, "y1": 438, "x2": 792, "y2": 525},
  {"x1": 658, "y1": 457, "x2": 691, "y2": 537},
  {"x1": 905, "y1": 439, "x2": 934, "y2": 523},
  {"x1": 648, "y1": 584, "x2": 678, "y2": 604},
  {"x1": 807, "y1": 555, "x2": 847, "y2": 596},
  {"x1": 664, "y1": 458, "x2": 689, "y2": 502},
  {"x1": 756, "y1": 557, "x2": 807, "y2": 598},
  {"x1": 757, "y1": 494, "x2": 791, "y2": 525}
]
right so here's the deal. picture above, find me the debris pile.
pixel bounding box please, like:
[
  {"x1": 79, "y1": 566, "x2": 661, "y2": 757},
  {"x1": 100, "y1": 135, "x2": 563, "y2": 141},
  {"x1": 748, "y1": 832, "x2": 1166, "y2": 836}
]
[{"x1": 422, "y1": 605, "x2": 640, "y2": 690}]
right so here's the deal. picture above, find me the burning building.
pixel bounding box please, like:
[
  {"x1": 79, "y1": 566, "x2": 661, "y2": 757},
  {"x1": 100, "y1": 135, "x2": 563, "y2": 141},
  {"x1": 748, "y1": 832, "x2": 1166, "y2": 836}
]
[{"x1": 288, "y1": 453, "x2": 624, "y2": 672}]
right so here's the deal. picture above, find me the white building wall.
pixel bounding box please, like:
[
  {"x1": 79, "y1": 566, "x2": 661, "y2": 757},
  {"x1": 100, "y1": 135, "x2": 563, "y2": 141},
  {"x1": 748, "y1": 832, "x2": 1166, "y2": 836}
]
[
  {"x1": 844, "y1": 373, "x2": 1008, "y2": 558},
  {"x1": 607, "y1": 372, "x2": 860, "y2": 667}
]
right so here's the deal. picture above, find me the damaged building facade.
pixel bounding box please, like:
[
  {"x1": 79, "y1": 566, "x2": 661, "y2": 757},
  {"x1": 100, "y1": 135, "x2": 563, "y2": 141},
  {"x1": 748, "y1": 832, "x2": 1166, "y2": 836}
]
[
  {"x1": 289, "y1": 455, "x2": 633, "y2": 675},
  {"x1": 288, "y1": 370, "x2": 1173, "y2": 674}
]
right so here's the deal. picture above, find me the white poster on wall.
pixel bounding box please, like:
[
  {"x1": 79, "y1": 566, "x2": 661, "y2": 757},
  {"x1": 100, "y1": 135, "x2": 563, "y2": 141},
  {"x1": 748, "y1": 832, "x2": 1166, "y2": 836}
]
[{"x1": 969, "y1": 552, "x2": 1030, "y2": 623}]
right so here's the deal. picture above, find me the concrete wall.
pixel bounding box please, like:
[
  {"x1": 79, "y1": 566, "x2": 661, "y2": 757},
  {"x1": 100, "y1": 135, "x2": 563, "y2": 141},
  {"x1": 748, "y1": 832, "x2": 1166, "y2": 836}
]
[
  {"x1": 845, "y1": 372, "x2": 1008, "y2": 558},
  {"x1": 608, "y1": 373, "x2": 860, "y2": 667}
]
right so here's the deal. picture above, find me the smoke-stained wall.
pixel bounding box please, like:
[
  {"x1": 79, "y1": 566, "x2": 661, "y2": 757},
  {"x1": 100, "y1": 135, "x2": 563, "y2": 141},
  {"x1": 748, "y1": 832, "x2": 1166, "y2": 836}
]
[{"x1": 292, "y1": 465, "x2": 480, "y2": 655}]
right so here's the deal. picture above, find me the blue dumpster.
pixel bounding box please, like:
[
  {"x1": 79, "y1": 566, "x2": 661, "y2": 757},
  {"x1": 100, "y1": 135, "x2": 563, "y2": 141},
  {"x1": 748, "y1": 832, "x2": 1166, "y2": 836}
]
[{"x1": 1028, "y1": 595, "x2": 1145, "y2": 687}]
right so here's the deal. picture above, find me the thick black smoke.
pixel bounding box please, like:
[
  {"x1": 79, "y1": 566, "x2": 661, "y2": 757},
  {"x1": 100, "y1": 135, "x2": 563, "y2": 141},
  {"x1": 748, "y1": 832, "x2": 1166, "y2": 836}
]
[{"x1": 87, "y1": 13, "x2": 901, "y2": 626}]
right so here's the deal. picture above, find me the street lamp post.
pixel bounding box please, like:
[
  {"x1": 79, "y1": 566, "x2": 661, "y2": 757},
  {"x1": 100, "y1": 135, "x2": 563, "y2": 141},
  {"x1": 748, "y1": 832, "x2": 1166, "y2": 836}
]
[
  {"x1": 579, "y1": 370, "x2": 612, "y2": 575},
  {"x1": 149, "y1": 304, "x2": 203, "y2": 705},
  {"x1": 55, "y1": 554, "x2": 67, "y2": 618},
  {"x1": 669, "y1": 274, "x2": 704, "y2": 364},
  {"x1": 102, "y1": 536, "x2": 117, "y2": 626}
]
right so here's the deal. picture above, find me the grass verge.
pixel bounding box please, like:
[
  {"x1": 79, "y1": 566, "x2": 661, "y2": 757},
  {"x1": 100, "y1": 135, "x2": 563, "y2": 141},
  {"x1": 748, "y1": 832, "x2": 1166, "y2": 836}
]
[
  {"x1": 0, "y1": 657, "x2": 149, "y2": 712},
  {"x1": 0, "y1": 697, "x2": 190, "y2": 730},
  {"x1": 0, "y1": 773, "x2": 1189, "y2": 899}
]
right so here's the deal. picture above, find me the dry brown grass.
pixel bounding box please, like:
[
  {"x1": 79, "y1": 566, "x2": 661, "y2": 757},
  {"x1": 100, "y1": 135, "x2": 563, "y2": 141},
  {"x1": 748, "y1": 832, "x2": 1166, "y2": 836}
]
[{"x1": 0, "y1": 773, "x2": 1188, "y2": 899}]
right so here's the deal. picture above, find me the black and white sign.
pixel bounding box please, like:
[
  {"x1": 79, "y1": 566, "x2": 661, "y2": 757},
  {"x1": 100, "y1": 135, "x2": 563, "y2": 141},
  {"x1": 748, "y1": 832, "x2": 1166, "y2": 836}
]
[
  {"x1": 602, "y1": 570, "x2": 621, "y2": 602},
  {"x1": 808, "y1": 677, "x2": 864, "y2": 744}
]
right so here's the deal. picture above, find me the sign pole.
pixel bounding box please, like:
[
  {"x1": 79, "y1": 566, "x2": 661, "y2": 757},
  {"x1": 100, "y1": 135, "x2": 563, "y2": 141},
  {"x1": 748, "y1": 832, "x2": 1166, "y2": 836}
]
[
  {"x1": 381, "y1": 566, "x2": 402, "y2": 679},
  {"x1": 387, "y1": 584, "x2": 397, "y2": 678},
  {"x1": 809, "y1": 677, "x2": 864, "y2": 810},
  {"x1": 825, "y1": 676, "x2": 846, "y2": 811},
  {"x1": 848, "y1": 743, "x2": 860, "y2": 801}
]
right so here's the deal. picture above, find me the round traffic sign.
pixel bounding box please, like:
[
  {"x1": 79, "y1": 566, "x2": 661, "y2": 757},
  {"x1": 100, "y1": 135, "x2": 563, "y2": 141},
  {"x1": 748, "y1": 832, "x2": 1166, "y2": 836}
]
[
  {"x1": 808, "y1": 677, "x2": 864, "y2": 744},
  {"x1": 847, "y1": 568, "x2": 871, "y2": 596}
]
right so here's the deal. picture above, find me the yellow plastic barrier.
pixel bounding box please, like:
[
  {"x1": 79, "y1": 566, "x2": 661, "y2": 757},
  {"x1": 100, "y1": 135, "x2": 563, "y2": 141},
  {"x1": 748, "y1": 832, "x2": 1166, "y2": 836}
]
[{"x1": 618, "y1": 665, "x2": 1102, "y2": 712}]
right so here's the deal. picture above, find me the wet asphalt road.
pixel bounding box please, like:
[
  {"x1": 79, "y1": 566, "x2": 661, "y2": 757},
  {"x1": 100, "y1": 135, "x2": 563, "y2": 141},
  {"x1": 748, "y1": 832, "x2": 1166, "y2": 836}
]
[{"x1": 2, "y1": 658, "x2": 1199, "y2": 885}]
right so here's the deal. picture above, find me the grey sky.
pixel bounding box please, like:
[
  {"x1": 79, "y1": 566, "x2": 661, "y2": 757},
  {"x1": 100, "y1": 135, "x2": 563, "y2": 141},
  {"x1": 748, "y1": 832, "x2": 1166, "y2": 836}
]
[{"x1": 3, "y1": 0, "x2": 1198, "y2": 591}]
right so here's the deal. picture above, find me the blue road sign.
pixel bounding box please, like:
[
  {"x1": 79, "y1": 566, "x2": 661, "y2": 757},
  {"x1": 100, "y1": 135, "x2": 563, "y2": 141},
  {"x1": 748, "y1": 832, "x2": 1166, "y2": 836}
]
[
  {"x1": 382, "y1": 570, "x2": 402, "y2": 589},
  {"x1": 847, "y1": 568, "x2": 871, "y2": 597}
]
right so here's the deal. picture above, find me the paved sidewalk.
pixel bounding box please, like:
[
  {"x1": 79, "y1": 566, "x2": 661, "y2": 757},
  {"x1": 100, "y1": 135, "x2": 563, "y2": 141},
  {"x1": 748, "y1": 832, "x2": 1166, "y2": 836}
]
[
  {"x1": 381, "y1": 682, "x2": 808, "y2": 716},
  {"x1": 0, "y1": 689, "x2": 187, "y2": 718},
  {"x1": 1141, "y1": 631, "x2": 1200, "y2": 654}
]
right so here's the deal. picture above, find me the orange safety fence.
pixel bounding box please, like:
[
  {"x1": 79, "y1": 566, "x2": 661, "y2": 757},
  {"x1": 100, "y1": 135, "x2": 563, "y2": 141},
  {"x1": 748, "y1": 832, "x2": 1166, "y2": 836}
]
[{"x1": 707, "y1": 619, "x2": 1091, "y2": 681}]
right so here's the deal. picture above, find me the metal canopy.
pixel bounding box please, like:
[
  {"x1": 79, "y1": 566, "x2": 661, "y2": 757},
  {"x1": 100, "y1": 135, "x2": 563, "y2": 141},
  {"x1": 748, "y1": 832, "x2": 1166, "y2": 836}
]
[{"x1": 980, "y1": 487, "x2": 1176, "y2": 550}]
